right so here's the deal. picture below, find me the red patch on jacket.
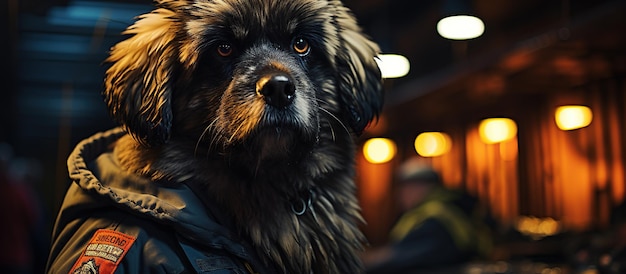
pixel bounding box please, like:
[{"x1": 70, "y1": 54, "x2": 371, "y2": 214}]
[{"x1": 69, "y1": 229, "x2": 136, "y2": 274}]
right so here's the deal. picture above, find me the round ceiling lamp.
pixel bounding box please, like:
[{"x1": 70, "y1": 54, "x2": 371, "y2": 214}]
[
  {"x1": 437, "y1": 0, "x2": 485, "y2": 40},
  {"x1": 555, "y1": 105, "x2": 593, "y2": 130},
  {"x1": 437, "y1": 15, "x2": 485, "y2": 40},
  {"x1": 479, "y1": 118, "x2": 517, "y2": 144},
  {"x1": 414, "y1": 132, "x2": 451, "y2": 157},
  {"x1": 363, "y1": 138, "x2": 397, "y2": 164},
  {"x1": 376, "y1": 54, "x2": 410, "y2": 78}
]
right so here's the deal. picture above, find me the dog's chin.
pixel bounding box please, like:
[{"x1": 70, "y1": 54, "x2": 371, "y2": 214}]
[{"x1": 244, "y1": 125, "x2": 315, "y2": 161}]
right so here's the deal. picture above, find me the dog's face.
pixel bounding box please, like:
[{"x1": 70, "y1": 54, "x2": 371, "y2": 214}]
[
  {"x1": 177, "y1": 3, "x2": 327, "y2": 162},
  {"x1": 104, "y1": 0, "x2": 383, "y2": 167}
]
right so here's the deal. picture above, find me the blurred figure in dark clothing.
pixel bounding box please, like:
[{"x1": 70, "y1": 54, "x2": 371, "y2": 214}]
[
  {"x1": 593, "y1": 200, "x2": 626, "y2": 274},
  {"x1": 362, "y1": 158, "x2": 492, "y2": 273},
  {"x1": 0, "y1": 144, "x2": 45, "y2": 274}
]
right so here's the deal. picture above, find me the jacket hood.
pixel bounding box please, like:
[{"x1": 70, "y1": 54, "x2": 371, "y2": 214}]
[{"x1": 65, "y1": 127, "x2": 253, "y2": 259}]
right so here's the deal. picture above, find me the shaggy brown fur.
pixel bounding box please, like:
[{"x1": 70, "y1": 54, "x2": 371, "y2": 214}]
[{"x1": 104, "y1": 0, "x2": 383, "y2": 273}]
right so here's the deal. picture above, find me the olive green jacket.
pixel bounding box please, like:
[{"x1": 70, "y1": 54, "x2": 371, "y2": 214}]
[{"x1": 46, "y1": 128, "x2": 273, "y2": 273}]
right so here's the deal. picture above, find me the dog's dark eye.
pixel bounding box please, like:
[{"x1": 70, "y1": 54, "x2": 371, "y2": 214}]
[
  {"x1": 292, "y1": 37, "x2": 310, "y2": 56},
  {"x1": 217, "y1": 43, "x2": 233, "y2": 57}
]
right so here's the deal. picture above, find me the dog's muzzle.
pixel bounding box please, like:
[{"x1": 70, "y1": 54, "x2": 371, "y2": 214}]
[{"x1": 256, "y1": 73, "x2": 296, "y2": 109}]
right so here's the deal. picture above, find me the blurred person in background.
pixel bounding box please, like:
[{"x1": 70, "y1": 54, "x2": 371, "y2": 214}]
[
  {"x1": 0, "y1": 143, "x2": 47, "y2": 274},
  {"x1": 362, "y1": 158, "x2": 493, "y2": 273}
]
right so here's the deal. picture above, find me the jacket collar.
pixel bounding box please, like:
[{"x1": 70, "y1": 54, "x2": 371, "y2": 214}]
[{"x1": 66, "y1": 127, "x2": 270, "y2": 271}]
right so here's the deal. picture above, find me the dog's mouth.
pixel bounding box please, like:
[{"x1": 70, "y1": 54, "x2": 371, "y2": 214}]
[{"x1": 249, "y1": 124, "x2": 312, "y2": 158}]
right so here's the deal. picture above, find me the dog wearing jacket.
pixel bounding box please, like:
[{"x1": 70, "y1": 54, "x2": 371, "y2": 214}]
[{"x1": 47, "y1": 0, "x2": 383, "y2": 273}]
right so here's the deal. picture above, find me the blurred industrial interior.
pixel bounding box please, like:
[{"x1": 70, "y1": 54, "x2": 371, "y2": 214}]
[{"x1": 1, "y1": 0, "x2": 626, "y2": 273}]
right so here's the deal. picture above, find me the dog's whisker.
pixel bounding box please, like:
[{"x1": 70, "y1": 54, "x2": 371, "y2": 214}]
[
  {"x1": 328, "y1": 120, "x2": 336, "y2": 142},
  {"x1": 207, "y1": 118, "x2": 223, "y2": 153},
  {"x1": 227, "y1": 121, "x2": 247, "y2": 144},
  {"x1": 194, "y1": 124, "x2": 212, "y2": 157},
  {"x1": 195, "y1": 117, "x2": 222, "y2": 156},
  {"x1": 317, "y1": 108, "x2": 336, "y2": 142},
  {"x1": 208, "y1": 132, "x2": 221, "y2": 154},
  {"x1": 317, "y1": 106, "x2": 350, "y2": 138}
]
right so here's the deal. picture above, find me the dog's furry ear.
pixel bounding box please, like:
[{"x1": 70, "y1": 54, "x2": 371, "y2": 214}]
[
  {"x1": 104, "y1": 7, "x2": 181, "y2": 147},
  {"x1": 331, "y1": 2, "x2": 384, "y2": 135}
]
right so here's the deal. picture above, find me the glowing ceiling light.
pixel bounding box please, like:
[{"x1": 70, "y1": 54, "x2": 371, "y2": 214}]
[
  {"x1": 363, "y1": 138, "x2": 397, "y2": 164},
  {"x1": 414, "y1": 132, "x2": 451, "y2": 157},
  {"x1": 555, "y1": 105, "x2": 593, "y2": 130},
  {"x1": 375, "y1": 54, "x2": 410, "y2": 78},
  {"x1": 479, "y1": 118, "x2": 517, "y2": 144},
  {"x1": 437, "y1": 15, "x2": 485, "y2": 40}
]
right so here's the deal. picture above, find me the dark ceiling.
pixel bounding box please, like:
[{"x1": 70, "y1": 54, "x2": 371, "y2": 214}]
[{"x1": 1, "y1": 0, "x2": 625, "y2": 200}]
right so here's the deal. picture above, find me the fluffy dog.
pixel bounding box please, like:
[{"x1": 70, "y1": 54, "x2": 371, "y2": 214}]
[{"x1": 103, "y1": 0, "x2": 383, "y2": 272}]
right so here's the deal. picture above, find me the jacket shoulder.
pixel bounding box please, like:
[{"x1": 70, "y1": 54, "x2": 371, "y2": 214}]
[
  {"x1": 47, "y1": 209, "x2": 255, "y2": 273},
  {"x1": 47, "y1": 210, "x2": 190, "y2": 273}
]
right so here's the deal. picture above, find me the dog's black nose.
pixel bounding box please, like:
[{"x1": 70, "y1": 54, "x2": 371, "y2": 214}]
[{"x1": 256, "y1": 73, "x2": 295, "y2": 109}]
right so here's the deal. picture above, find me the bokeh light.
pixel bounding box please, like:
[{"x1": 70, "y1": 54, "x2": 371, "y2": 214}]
[
  {"x1": 414, "y1": 132, "x2": 451, "y2": 157},
  {"x1": 375, "y1": 54, "x2": 410, "y2": 78},
  {"x1": 479, "y1": 118, "x2": 517, "y2": 144},
  {"x1": 437, "y1": 15, "x2": 485, "y2": 40},
  {"x1": 363, "y1": 138, "x2": 397, "y2": 164},
  {"x1": 555, "y1": 105, "x2": 593, "y2": 130}
]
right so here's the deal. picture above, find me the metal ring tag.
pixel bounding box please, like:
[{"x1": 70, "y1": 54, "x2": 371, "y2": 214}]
[{"x1": 291, "y1": 198, "x2": 307, "y2": 215}]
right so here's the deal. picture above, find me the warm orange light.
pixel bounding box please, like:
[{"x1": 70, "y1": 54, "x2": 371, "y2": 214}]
[
  {"x1": 414, "y1": 132, "x2": 451, "y2": 157},
  {"x1": 363, "y1": 138, "x2": 396, "y2": 164},
  {"x1": 479, "y1": 118, "x2": 517, "y2": 144},
  {"x1": 516, "y1": 216, "x2": 561, "y2": 239},
  {"x1": 555, "y1": 105, "x2": 593, "y2": 130}
]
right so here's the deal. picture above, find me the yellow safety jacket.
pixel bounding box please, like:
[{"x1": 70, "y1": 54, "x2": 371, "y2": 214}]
[{"x1": 389, "y1": 187, "x2": 492, "y2": 259}]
